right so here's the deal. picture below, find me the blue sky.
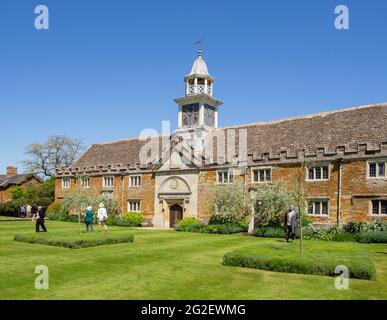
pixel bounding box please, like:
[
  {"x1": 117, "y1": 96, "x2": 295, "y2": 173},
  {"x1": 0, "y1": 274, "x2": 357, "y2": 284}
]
[{"x1": 0, "y1": 0, "x2": 386, "y2": 173}]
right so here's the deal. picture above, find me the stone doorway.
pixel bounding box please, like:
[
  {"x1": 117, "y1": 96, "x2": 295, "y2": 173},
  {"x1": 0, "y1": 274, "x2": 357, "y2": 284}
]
[{"x1": 169, "y1": 204, "x2": 183, "y2": 228}]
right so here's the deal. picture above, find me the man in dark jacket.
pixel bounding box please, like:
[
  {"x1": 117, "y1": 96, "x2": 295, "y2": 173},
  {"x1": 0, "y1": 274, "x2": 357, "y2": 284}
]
[
  {"x1": 283, "y1": 205, "x2": 299, "y2": 242},
  {"x1": 35, "y1": 206, "x2": 47, "y2": 233}
]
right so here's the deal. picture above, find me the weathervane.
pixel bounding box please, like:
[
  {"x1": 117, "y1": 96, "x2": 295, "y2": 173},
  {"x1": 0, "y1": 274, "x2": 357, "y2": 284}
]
[{"x1": 194, "y1": 39, "x2": 205, "y2": 52}]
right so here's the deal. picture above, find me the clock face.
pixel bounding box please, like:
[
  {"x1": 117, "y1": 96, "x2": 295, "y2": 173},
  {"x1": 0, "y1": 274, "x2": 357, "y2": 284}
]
[
  {"x1": 182, "y1": 103, "x2": 199, "y2": 127},
  {"x1": 204, "y1": 104, "x2": 215, "y2": 127}
]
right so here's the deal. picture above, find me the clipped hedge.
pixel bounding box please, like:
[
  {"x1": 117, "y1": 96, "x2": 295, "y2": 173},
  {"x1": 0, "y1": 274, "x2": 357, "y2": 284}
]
[
  {"x1": 356, "y1": 231, "x2": 387, "y2": 244},
  {"x1": 175, "y1": 218, "x2": 248, "y2": 234},
  {"x1": 223, "y1": 249, "x2": 375, "y2": 280},
  {"x1": 254, "y1": 223, "x2": 386, "y2": 243},
  {"x1": 14, "y1": 233, "x2": 134, "y2": 249}
]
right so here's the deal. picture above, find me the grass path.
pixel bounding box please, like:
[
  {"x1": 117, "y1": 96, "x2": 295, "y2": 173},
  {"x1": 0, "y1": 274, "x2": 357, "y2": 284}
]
[{"x1": 0, "y1": 221, "x2": 386, "y2": 299}]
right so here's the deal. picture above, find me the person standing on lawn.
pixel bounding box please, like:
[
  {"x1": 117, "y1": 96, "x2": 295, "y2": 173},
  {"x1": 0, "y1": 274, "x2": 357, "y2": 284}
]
[
  {"x1": 97, "y1": 203, "x2": 108, "y2": 232},
  {"x1": 35, "y1": 206, "x2": 47, "y2": 233},
  {"x1": 83, "y1": 206, "x2": 94, "y2": 232},
  {"x1": 284, "y1": 205, "x2": 298, "y2": 242}
]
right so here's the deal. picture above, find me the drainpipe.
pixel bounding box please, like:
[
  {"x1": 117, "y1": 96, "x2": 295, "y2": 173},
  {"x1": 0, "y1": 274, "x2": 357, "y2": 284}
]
[
  {"x1": 337, "y1": 158, "x2": 344, "y2": 225},
  {"x1": 121, "y1": 174, "x2": 125, "y2": 214}
]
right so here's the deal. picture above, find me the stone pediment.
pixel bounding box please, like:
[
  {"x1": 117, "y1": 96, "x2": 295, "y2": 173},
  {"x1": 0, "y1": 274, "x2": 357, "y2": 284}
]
[{"x1": 158, "y1": 176, "x2": 191, "y2": 197}]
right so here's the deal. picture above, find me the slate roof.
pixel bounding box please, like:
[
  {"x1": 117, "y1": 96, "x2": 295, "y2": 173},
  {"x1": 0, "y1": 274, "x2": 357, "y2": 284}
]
[
  {"x1": 68, "y1": 103, "x2": 387, "y2": 171},
  {"x1": 0, "y1": 174, "x2": 38, "y2": 189}
]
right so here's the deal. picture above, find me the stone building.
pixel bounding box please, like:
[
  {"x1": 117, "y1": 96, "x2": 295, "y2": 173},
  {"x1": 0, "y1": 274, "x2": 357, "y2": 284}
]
[
  {"x1": 56, "y1": 52, "x2": 387, "y2": 228},
  {"x1": 0, "y1": 167, "x2": 41, "y2": 203}
]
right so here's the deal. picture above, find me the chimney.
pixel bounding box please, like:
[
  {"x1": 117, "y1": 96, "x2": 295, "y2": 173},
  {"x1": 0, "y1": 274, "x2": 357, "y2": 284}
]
[{"x1": 6, "y1": 166, "x2": 17, "y2": 176}]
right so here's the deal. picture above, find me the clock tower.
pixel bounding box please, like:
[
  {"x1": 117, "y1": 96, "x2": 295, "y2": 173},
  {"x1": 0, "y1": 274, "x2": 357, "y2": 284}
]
[{"x1": 174, "y1": 51, "x2": 223, "y2": 150}]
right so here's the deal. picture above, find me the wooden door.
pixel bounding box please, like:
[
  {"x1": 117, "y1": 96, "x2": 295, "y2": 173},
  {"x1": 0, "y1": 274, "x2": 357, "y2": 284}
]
[{"x1": 169, "y1": 204, "x2": 183, "y2": 228}]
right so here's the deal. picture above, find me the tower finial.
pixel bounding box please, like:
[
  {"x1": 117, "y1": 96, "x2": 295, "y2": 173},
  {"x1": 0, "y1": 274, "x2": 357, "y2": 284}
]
[{"x1": 194, "y1": 39, "x2": 205, "y2": 55}]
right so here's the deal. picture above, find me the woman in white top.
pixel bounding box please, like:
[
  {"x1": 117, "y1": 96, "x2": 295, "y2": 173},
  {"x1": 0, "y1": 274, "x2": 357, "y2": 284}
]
[{"x1": 97, "y1": 203, "x2": 108, "y2": 231}]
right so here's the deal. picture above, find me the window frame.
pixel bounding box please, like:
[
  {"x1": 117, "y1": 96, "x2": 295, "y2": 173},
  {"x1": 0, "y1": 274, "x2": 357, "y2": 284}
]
[
  {"x1": 102, "y1": 176, "x2": 114, "y2": 189},
  {"x1": 251, "y1": 167, "x2": 272, "y2": 183},
  {"x1": 306, "y1": 165, "x2": 330, "y2": 181},
  {"x1": 306, "y1": 199, "x2": 330, "y2": 216},
  {"x1": 370, "y1": 200, "x2": 387, "y2": 216},
  {"x1": 129, "y1": 175, "x2": 142, "y2": 187},
  {"x1": 128, "y1": 200, "x2": 141, "y2": 213},
  {"x1": 216, "y1": 170, "x2": 233, "y2": 184},
  {"x1": 367, "y1": 160, "x2": 387, "y2": 179},
  {"x1": 81, "y1": 177, "x2": 91, "y2": 189},
  {"x1": 62, "y1": 177, "x2": 71, "y2": 189}
]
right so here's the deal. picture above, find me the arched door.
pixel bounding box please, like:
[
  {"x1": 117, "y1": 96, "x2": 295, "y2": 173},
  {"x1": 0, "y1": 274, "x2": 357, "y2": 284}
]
[{"x1": 169, "y1": 204, "x2": 183, "y2": 228}]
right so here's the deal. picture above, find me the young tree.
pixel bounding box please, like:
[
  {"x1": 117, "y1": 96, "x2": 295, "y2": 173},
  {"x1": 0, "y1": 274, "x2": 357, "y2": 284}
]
[
  {"x1": 251, "y1": 181, "x2": 294, "y2": 227},
  {"x1": 210, "y1": 182, "x2": 251, "y2": 224},
  {"x1": 23, "y1": 135, "x2": 84, "y2": 180},
  {"x1": 290, "y1": 155, "x2": 309, "y2": 254}
]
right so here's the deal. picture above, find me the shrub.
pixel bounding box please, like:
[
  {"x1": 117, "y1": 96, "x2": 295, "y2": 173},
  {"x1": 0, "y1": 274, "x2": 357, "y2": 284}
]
[
  {"x1": 342, "y1": 221, "x2": 367, "y2": 234},
  {"x1": 46, "y1": 201, "x2": 64, "y2": 215},
  {"x1": 209, "y1": 183, "x2": 251, "y2": 224},
  {"x1": 176, "y1": 217, "x2": 200, "y2": 231},
  {"x1": 356, "y1": 231, "x2": 387, "y2": 243},
  {"x1": 254, "y1": 226, "x2": 286, "y2": 238},
  {"x1": 252, "y1": 181, "x2": 295, "y2": 227},
  {"x1": 122, "y1": 212, "x2": 144, "y2": 226},
  {"x1": 223, "y1": 249, "x2": 375, "y2": 280},
  {"x1": 176, "y1": 220, "x2": 247, "y2": 234},
  {"x1": 364, "y1": 220, "x2": 387, "y2": 232},
  {"x1": 14, "y1": 233, "x2": 134, "y2": 249},
  {"x1": 0, "y1": 202, "x2": 20, "y2": 217}
]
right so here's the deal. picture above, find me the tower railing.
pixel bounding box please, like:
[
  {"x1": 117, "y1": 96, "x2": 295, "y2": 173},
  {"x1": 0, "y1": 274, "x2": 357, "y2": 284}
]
[{"x1": 186, "y1": 84, "x2": 212, "y2": 96}]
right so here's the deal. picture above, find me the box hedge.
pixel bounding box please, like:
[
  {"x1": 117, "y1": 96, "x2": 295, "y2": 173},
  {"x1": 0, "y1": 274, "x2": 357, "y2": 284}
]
[
  {"x1": 14, "y1": 233, "x2": 134, "y2": 249},
  {"x1": 223, "y1": 246, "x2": 375, "y2": 280}
]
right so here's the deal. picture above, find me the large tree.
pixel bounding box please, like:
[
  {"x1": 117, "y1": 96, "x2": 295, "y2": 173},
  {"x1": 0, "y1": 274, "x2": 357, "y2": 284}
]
[{"x1": 23, "y1": 135, "x2": 84, "y2": 179}]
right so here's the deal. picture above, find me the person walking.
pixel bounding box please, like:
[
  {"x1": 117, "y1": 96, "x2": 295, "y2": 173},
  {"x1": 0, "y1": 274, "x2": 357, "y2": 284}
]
[
  {"x1": 97, "y1": 203, "x2": 108, "y2": 232},
  {"x1": 35, "y1": 206, "x2": 47, "y2": 233},
  {"x1": 26, "y1": 204, "x2": 32, "y2": 218},
  {"x1": 284, "y1": 205, "x2": 298, "y2": 242},
  {"x1": 19, "y1": 205, "x2": 26, "y2": 218},
  {"x1": 83, "y1": 206, "x2": 94, "y2": 232},
  {"x1": 30, "y1": 204, "x2": 38, "y2": 220}
]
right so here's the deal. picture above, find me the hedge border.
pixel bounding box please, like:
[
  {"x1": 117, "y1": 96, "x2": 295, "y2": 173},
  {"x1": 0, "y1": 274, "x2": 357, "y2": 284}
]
[{"x1": 14, "y1": 233, "x2": 134, "y2": 249}]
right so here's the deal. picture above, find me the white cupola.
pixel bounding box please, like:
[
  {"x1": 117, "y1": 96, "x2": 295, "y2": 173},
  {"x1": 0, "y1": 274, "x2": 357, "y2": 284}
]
[
  {"x1": 174, "y1": 51, "x2": 223, "y2": 131},
  {"x1": 184, "y1": 51, "x2": 214, "y2": 97}
]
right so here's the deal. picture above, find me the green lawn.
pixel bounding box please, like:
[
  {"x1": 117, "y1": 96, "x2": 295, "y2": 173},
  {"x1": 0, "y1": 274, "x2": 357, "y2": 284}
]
[{"x1": 0, "y1": 220, "x2": 386, "y2": 300}]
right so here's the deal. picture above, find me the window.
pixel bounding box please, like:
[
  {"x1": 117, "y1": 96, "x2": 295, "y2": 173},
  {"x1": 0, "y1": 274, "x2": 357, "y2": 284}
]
[
  {"x1": 307, "y1": 200, "x2": 329, "y2": 216},
  {"x1": 103, "y1": 176, "x2": 114, "y2": 188},
  {"x1": 217, "y1": 170, "x2": 233, "y2": 184},
  {"x1": 62, "y1": 178, "x2": 70, "y2": 189},
  {"x1": 371, "y1": 200, "x2": 387, "y2": 215},
  {"x1": 128, "y1": 200, "x2": 141, "y2": 212},
  {"x1": 130, "y1": 175, "x2": 141, "y2": 187},
  {"x1": 307, "y1": 166, "x2": 329, "y2": 181},
  {"x1": 368, "y1": 161, "x2": 387, "y2": 178},
  {"x1": 252, "y1": 168, "x2": 272, "y2": 183},
  {"x1": 81, "y1": 177, "x2": 91, "y2": 188}
]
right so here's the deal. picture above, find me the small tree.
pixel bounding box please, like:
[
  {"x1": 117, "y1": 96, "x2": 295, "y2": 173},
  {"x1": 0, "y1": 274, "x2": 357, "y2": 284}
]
[
  {"x1": 290, "y1": 156, "x2": 309, "y2": 254},
  {"x1": 210, "y1": 183, "x2": 251, "y2": 224},
  {"x1": 252, "y1": 181, "x2": 294, "y2": 227},
  {"x1": 61, "y1": 186, "x2": 119, "y2": 232}
]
